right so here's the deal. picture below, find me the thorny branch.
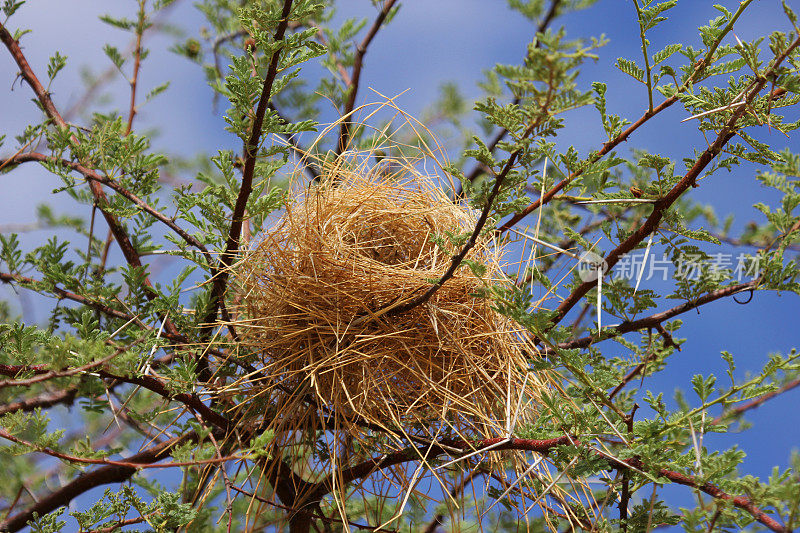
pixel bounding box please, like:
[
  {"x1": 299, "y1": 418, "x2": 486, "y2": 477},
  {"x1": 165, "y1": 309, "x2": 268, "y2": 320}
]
[
  {"x1": 304, "y1": 434, "x2": 790, "y2": 533},
  {"x1": 0, "y1": 271, "x2": 207, "y2": 351},
  {"x1": 0, "y1": 21, "x2": 181, "y2": 338},
  {"x1": 455, "y1": 0, "x2": 562, "y2": 198},
  {"x1": 199, "y1": 0, "x2": 294, "y2": 347},
  {"x1": 496, "y1": 96, "x2": 677, "y2": 234},
  {"x1": 0, "y1": 357, "x2": 228, "y2": 429},
  {"x1": 336, "y1": 0, "x2": 397, "y2": 152},
  {"x1": 551, "y1": 34, "x2": 800, "y2": 326}
]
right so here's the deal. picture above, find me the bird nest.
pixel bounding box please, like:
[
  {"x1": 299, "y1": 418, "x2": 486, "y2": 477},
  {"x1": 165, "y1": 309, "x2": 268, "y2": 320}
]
[
  {"x1": 229, "y1": 152, "x2": 547, "y2": 440},
  {"x1": 213, "y1": 118, "x2": 594, "y2": 529}
]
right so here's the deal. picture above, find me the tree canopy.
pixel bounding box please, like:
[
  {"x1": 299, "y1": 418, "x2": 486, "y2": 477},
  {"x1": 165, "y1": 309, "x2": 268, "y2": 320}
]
[{"x1": 0, "y1": 0, "x2": 799, "y2": 532}]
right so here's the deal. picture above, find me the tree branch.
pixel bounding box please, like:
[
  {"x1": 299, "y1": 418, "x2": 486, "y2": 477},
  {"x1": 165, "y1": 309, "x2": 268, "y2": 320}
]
[
  {"x1": 556, "y1": 279, "x2": 759, "y2": 351},
  {"x1": 496, "y1": 0, "x2": 757, "y2": 233},
  {"x1": 496, "y1": 96, "x2": 677, "y2": 233},
  {"x1": 0, "y1": 21, "x2": 180, "y2": 338},
  {"x1": 0, "y1": 271, "x2": 198, "y2": 348},
  {"x1": 0, "y1": 432, "x2": 196, "y2": 532},
  {"x1": 94, "y1": 369, "x2": 230, "y2": 430},
  {"x1": 315, "y1": 435, "x2": 573, "y2": 500},
  {"x1": 3, "y1": 152, "x2": 214, "y2": 266},
  {"x1": 550, "y1": 34, "x2": 800, "y2": 327},
  {"x1": 199, "y1": 0, "x2": 295, "y2": 345},
  {"x1": 712, "y1": 375, "x2": 800, "y2": 424},
  {"x1": 0, "y1": 387, "x2": 79, "y2": 417},
  {"x1": 384, "y1": 140, "x2": 525, "y2": 316},
  {"x1": 455, "y1": 0, "x2": 562, "y2": 198},
  {"x1": 617, "y1": 457, "x2": 790, "y2": 533},
  {"x1": 0, "y1": 428, "x2": 237, "y2": 470},
  {"x1": 123, "y1": 0, "x2": 146, "y2": 136},
  {"x1": 336, "y1": 0, "x2": 397, "y2": 152}
]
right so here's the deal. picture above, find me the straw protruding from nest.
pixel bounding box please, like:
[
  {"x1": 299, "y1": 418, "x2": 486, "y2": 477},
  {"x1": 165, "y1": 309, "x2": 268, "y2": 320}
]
[
  {"x1": 212, "y1": 106, "x2": 591, "y2": 528},
  {"x1": 231, "y1": 152, "x2": 543, "y2": 439}
]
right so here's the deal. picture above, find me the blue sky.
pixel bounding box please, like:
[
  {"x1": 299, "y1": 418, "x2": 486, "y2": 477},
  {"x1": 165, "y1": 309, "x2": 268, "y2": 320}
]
[{"x1": 1, "y1": 0, "x2": 798, "y2": 527}]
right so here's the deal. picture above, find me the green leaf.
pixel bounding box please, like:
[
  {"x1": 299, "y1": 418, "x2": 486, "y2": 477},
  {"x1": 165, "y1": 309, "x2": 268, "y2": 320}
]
[
  {"x1": 615, "y1": 57, "x2": 645, "y2": 83},
  {"x1": 2, "y1": 0, "x2": 24, "y2": 18},
  {"x1": 652, "y1": 43, "x2": 682, "y2": 65},
  {"x1": 46, "y1": 51, "x2": 67, "y2": 81},
  {"x1": 102, "y1": 44, "x2": 125, "y2": 70},
  {"x1": 98, "y1": 14, "x2": 136, "y2": 31}
]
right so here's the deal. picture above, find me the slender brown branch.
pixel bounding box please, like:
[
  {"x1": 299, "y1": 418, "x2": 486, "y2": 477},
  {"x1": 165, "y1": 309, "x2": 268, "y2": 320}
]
[
  {"x1": 124, "y1": 0, "x2": 146, "y2": 136},
  {"x1": 384, "y1": 140, "x2": 525, "y2": 316},
  {"x1": 324, "y1": 435, "x2": 573, "y2": 494},
  {"x1": 558, "y1": 279, "x2": 759, "y2": 350},
  {"x1": 4, "y1": 152, "x2": 213, "y2": 265},
  {"x1": 550, "y1": 34, "x2": 800, "y2": 327},
  {"x1": 0, "y1": 387, "x2": 79, "y2": 416},
  {"x1": 0, "y1": 428, "x2": 238, "y2": 469},
  {"x1": 0, "y1": 21, "x2": 180, "y2": 338},
  {"x1": 456, "y1": 0, "x2": 562, "y2": 197},
  {"x1": 616, "y1": 457, "x2": 790, "y2": 533},
  {"x1": 0, "y1": 432, "x2": 199, "y2": 533},
  {"x1": 336, "y1": 0, "x2": 397, "y2": 152},
  {"x1": 497, "y1": 96, "x2": 677, "y2": 234},
  {"x1": 0, "y1": 271, "x2": 130, "y2": 320},
  {"x1": 0, "y1": 351, "x2": 119, "y2": 388},
  {"x1": 85, "y1": 515, "x2": 150, "y2": 533},
  {"x1": 0, "y1": 359, "x2": 228, "y2": 430},
  {"x1": 712, "y1": 375, "x2": 800, "y2": 424},
  {"x1": 608, "y1": 352, "x2": 655, "y2": 401},
  {"x1": 200, "y1": 0, "x2": 294, "y2": 344},
  {"x1": 0, "y1": 271, "x2": 201, "y2": 348},
  {"x1": 95, "y1": 368, "x2": 230, "y2": 430}
]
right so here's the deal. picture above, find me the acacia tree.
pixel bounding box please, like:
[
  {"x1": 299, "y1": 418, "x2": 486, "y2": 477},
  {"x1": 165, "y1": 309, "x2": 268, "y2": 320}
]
[{"x1": 1, "y1": 0, "x2": 799, "y2": 531}]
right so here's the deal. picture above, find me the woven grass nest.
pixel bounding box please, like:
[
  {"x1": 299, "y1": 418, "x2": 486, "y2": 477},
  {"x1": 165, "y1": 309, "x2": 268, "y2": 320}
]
[{"x1": 230, "y1": 150, "x2": 547, "y2": 441}]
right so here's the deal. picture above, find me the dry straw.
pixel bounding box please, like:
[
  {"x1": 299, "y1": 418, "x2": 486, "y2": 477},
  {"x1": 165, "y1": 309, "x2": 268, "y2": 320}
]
[{"x1": 218, "y1": 102, "x2": 593, "y2": 529}]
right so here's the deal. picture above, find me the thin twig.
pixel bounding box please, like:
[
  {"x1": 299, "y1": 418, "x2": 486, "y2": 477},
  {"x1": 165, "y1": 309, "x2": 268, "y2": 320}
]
[
  {"x1": 497, "y1": 0, "x2": 757, "y2": 234},
  {"x1": 199, "y1": 0, "x2": 295, "y2": 350},
  {"x1": 712, "y1": 375, "x2": 800, "y2": 424},
  {"x1": 550, "y1": 34, "x2": 800, "y2": 327},
  {"x1": 0, "y1": 432, "x2": 201, "y2": 532},
  {"x1": 4, "y1": 152, "x2": 213, "y2": 265},
  {"x1": 124, "y1": 0, "x2": 146, "y2": 136},
  {"x1": 455, "y1": 0, "x2": 562, "y2": 197},
  {"x1": 556, "y1": 279, "x2": 759, "y2": 351},
  {"x1": 0, "y1": 21, "x2": 180, "y2": 337},
  {"x1": 337, "y1": 0, "x2": 398, "y2": 151}
]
